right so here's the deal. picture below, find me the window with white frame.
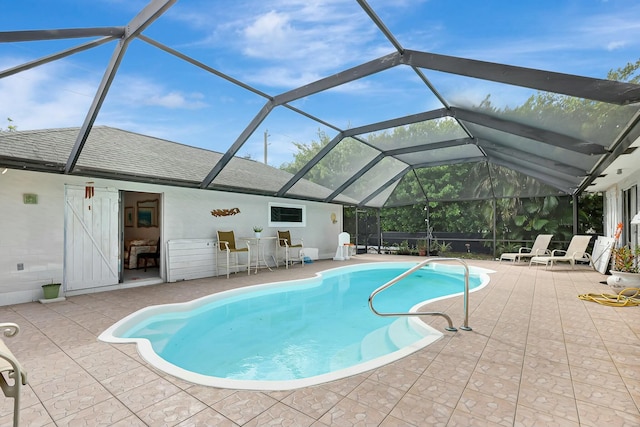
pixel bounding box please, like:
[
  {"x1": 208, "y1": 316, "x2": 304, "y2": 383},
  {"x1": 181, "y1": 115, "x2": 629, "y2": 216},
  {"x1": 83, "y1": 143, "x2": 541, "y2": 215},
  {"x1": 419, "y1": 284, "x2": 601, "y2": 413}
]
[{"x1": 268, "y1": 202, "x2": 306, "y2": 227}]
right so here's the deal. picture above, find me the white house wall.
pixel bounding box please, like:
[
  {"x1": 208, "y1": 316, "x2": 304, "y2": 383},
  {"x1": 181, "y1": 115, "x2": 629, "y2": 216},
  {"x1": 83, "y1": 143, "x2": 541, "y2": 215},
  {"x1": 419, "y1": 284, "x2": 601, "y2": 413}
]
[
  {"x1": 0, "y1": 169, "x2": 344, "y2": 306},
  {"x1": 161, "y1": 184, "x2": 343, "y2": 265},
  {"x1": 1, "y1": 170, "x2": 66, "y2": 305},
  {"x1": 602, "y1": 167, "x2": 640, "y2": 242}
]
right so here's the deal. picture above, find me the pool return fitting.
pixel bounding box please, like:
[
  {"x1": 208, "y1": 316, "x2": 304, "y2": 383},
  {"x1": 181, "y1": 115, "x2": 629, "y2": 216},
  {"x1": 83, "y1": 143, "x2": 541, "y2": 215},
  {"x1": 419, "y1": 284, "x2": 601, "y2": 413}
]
[{"x1": 368, "y1": 258, "x2": 472, "y2": 332}]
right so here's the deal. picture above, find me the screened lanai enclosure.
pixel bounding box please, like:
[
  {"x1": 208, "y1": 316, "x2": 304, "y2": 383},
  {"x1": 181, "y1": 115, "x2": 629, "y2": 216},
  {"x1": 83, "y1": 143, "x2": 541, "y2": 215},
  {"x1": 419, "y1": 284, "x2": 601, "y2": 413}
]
[
  {"x1": 345, "y1": 194, "x2": 601, "y2": 259},
  {"x1": 2, "y1": 0, "x2": 640, "y2": 255}
]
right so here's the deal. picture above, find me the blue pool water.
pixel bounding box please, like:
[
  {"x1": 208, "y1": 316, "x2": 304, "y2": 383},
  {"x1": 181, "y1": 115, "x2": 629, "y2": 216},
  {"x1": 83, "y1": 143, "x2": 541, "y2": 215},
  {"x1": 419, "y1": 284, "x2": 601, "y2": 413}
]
[{"x1": 99, "y1": 262, "x2": 491, "y2": 390}]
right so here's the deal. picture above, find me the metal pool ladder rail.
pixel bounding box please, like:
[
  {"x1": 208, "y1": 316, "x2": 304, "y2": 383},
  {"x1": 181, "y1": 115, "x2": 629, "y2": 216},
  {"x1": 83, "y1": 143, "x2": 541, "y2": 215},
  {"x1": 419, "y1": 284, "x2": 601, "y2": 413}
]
[{"x1": 368, "y1": 258, "x2": 472, "y2": 332}]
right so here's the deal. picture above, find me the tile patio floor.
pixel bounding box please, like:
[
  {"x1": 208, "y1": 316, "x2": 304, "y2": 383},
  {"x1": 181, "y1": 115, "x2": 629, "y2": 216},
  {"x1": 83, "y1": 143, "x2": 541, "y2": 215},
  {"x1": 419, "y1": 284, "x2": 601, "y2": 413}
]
[{"x1": 1, "y1": 255, "x2": 639, "y2": 426}]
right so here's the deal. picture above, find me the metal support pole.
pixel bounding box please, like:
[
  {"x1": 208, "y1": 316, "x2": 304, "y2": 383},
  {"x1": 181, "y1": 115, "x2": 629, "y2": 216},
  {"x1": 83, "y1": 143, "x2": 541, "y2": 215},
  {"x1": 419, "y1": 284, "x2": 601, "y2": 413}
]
[
  {"x1": 377, "y1": 208, "x2": 382, "y2": 254},
  {"x1": 493, "y1": 198, "x2": 497, "y2": 259},
  {"x1": 573, "y1": 193, "x2": 579, "y2": 235},
  {"x1": 263, "y1": 129, "x2": 269, "y2": 164},
  {"x1": 425, "y1": 203, "x2": 431, "y2": 255}
]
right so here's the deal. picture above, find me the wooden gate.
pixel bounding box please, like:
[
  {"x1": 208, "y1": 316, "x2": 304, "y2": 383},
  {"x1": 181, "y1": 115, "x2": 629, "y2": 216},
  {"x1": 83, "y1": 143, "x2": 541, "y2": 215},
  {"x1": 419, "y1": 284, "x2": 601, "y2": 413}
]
[{"x1": 64, "y1": 185, "x2": 120, "y2": 291}]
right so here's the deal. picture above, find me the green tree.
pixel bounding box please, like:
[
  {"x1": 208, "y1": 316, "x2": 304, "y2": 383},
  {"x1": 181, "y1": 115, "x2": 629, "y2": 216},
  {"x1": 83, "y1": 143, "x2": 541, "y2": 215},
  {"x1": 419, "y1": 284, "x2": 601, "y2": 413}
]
[
  {"x1": 1, "y1": 117, "x2": 16, "y2": 132},
  {"x1": 280, "y1": 131, "x2": 374, "y2": 191},
  {"x1": 279, "y1": 130, "x2": 331, "y2": 174}
]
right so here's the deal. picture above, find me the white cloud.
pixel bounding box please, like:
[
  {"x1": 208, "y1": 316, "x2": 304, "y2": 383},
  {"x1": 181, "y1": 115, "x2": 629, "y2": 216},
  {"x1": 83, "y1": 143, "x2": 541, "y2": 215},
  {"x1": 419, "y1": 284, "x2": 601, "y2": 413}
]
[
  {"x1": 239, "y1": 7, "x2": 375, "y2": 65},
  {"x1": 0, "y1": 53, "x2": 211, "y2": 136},
  {"x1": 146, "y1": 91, "x2": 198, "y2": 108},
  {"x1": 434, "y1": 5, "x2": 640, "y2": 73},
  {"x1": 176, "y1": 0, "x2": 388, "y2": 89},
  {"x1": 100, "y1": 75, "x2": 210, "y2": 110},
  {"x1": 606, "y1": 40, "x2": 628, "y2": 51},
  {"x1": 0, "y1": 60, "x2": 96, "y2": 130},
  {"x1": 243, "y1": 10, "x2": 292, "y2": 52}
]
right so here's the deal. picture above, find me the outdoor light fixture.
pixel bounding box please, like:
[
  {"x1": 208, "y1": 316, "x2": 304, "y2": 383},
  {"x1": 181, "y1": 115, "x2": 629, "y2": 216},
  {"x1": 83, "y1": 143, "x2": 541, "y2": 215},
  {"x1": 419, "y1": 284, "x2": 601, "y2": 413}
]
[{"x1": 631, "y1": 211, "x2": 640, "y2": 225}]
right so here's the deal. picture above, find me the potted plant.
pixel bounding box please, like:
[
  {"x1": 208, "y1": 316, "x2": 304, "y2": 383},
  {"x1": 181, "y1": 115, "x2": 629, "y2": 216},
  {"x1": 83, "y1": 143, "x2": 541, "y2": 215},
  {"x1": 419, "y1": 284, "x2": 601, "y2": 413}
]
[
  {"x1": 42, "y1": 280, "x2": 62, "y2": 299},
  {"x1": 253, "y1": 226, "x2": 263, "y2": 238},
  {"x1": 417, "y1": 239, "x2": 428, "y2": 256},
  {"x1": 607, "y1": 245, "x2": 640, "y2": 295}
]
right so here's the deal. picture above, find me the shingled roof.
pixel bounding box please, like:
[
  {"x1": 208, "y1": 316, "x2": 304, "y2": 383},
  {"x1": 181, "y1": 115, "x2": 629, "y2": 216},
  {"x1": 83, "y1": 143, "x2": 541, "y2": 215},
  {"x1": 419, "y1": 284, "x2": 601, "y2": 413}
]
[{"x1": 0, "y1": 126, "x2": 348, "y2": 202}]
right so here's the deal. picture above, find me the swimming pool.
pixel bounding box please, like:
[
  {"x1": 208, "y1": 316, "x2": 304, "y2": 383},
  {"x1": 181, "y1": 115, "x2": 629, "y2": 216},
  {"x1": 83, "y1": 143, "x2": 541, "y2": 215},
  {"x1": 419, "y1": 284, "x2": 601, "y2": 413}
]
[{"x1": 99, "y1": 262, "x2": 492, "y2": 390}]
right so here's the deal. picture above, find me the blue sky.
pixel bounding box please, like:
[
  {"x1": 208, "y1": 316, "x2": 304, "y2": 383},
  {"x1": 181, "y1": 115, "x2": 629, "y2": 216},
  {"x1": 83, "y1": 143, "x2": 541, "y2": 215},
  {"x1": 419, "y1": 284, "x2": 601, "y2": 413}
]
[{"x1": 2, "y1": 0, "x2": 640, "y2": 167}]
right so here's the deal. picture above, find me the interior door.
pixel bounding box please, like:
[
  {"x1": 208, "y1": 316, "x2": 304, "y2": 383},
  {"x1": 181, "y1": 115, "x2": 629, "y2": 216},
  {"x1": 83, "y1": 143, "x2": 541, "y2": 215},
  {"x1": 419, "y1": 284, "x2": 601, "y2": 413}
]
[{"x1": 64, "y1": 185, "x2": 120, "y2": 291}]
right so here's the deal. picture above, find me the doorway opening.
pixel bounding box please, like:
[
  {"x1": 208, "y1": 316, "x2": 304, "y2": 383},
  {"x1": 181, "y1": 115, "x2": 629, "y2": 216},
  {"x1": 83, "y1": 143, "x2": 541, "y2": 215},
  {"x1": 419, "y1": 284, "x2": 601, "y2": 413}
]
[{"x1": 122, "y1": 191, "x2": 162, "y2": 284}]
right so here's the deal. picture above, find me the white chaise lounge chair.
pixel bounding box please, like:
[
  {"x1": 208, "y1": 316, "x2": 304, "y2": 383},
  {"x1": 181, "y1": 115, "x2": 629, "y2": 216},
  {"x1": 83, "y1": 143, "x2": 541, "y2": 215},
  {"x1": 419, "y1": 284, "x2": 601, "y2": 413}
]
[
  {"x1": 500, "y1": 234, "x2": 553, "y2": 262},
  {"x1": 529, "y1": 235, "x2": 593, "y2": 269}
]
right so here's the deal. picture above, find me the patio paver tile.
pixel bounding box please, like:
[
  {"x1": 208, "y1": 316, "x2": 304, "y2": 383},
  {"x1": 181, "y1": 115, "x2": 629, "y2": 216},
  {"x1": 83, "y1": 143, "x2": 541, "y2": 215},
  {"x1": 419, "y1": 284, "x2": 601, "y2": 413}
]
[{"x1": 1, "y1": 257, "x2": 639, "y2": 426}]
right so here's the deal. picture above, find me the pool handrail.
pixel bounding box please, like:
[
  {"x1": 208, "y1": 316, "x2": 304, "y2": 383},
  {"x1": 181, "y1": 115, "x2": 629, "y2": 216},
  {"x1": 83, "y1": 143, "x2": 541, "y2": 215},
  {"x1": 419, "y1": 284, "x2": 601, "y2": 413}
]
[{"x1": 368, "y1": 257, "x2": 472, "y2": 332}]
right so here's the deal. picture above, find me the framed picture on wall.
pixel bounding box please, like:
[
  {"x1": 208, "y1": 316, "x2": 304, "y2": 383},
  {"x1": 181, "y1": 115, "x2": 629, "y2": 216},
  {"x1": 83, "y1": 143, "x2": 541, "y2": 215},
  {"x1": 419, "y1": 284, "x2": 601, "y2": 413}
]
[
  {"x1": 124, "y1": 207, "x2": 134, "y2": 227},
  {"x1": 137, "y1": 199, "x2": 158, "y2": 227}
]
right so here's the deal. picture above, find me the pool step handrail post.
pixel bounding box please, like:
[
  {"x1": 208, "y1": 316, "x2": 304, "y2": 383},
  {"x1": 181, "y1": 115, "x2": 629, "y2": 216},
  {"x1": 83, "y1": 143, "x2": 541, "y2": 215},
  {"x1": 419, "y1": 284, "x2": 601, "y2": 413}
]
[
  {"x1": 460, "y1": 263, "x2": 472, "y2": 331},
  {"x1": 368, "y1": 257, "x2": 472, "y2": 332}
]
